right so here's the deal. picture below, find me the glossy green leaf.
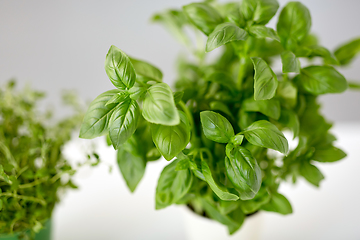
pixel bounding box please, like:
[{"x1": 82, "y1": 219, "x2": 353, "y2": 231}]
[
  {"x1": 200, "y1": 111, "x2": 234, "y2": 143},
  {"x1": 226, "y1": 4, "x2": 246, "y2": 28},
  {"x1": 242, "y1": 98, "x2": 281, "y2": 120},
  {"x1": 242, "y1": 120, "x2": 289, "y2": 155},
  {"x1": 105, "y1": 45, "x2": 136, "y2": 89},
  {"x1": 295, "y1": 66, "x2": 348, "y2": 95},
  {"x1": 241, "y1": 0, "x2": 279, "y2": 25},
  {"x1": 225, "y1": 145, "x2": 262, "y2": 200},
  {"x1": 261, "y1": 192, "x2": 292, "y2": 215},
  {"x1": 105, "y1": 91, "x2": 129, "y2": 106},
  {"x1": 109, "y1": 98, "x2": 140, "y2": 149},
  {"x1": 248, "y1": 25, "x2": 280, "y2": 42},
  {"x1": 143, "y1": 83, "x2": 180, "y2": 125},
  {"x1": 281, "y1": 51, "x2": 300, "y2": 73},
  {"x1": 206, "y1": 23, "x2": 248, "y2": 52},
  {"x1": 128, "y1": 86, "x2": 146, "y2": 101},
  {"x1": 151, "y1": 111, "x2": 191, "y2": 161},
  {"x1": 299, "y1": 161, "x2": 324, "y2": 187},
  {"x1": 173, "y1": 91, "x2": 184, "y2": 104},
  {"x1": 210, "y1": 101, "x2": 233, "y2": 117},
  {"x1": 278, "y1": 109, "x2": 300, "y2": 139},
  {"x1": 201, "y1": 160, "x2": 239, "y2": 201},
  {"x1": 334, "y1": 38, "x2": 360, "y2": 66},
  {"x1": 230, "y1": 134, "x2": 244, "y2": 146},
  {"x1": 130, "y1": 58, "x2": 163, "y2": 82},
  {"x1": 80, "y1": 90, "x2": 120, "y2": 139},
  {"x1": 183, "y1": 3, "x2": 223, "y2": 35},
  {"x1": 156, "y1": 159, "x2": 193, "y2": 209},
  {"x1": 306, "y1": 46, "x2": 339, "y2": 65},
  {"x1": 312, "y1": 146, "x2": 347, "y2": 162},
  {"x1": 251, "y1": 57, "x2": 278, "y2": 100}
]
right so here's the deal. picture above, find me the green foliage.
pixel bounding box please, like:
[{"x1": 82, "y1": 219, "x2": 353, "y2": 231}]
[
  {"x1": 0, "y1": 81, "x2": 88, "y2": 237},
  {"x1": 80, "y1": 0, "x2": 357, "y2": 235}
]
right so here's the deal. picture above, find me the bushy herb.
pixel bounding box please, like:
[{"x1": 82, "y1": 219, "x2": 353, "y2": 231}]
[
  {"x1": 80, "y1": 0, "x2": 359, "y2": 234},
  {"x1": 0, "y1": 81, "x2": 90, "y2": 238}
]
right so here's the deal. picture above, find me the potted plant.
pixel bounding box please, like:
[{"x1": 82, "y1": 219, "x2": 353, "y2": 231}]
[
  {"x1": 0, "y1": 81, "x2": 95, "y2": 240},
  {"x1": 79, "y1": 0, "x2": 360, "y2": 237}
]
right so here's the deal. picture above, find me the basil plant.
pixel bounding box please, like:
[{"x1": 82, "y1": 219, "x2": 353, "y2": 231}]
[{"x1": 80, "y1": 0, "x2": 359, "y2": 234}]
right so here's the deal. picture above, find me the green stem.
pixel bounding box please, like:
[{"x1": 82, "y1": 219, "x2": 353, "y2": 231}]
[
  {"x1": 178, "y1": 101, "x2": 200, "y2": 148},
  {"x1": 18, "y1": 177, "x2": 49, "y2": 189},
  {"x1": 0, "y1": 192, "x2": 46, "y2": 206},
  {"x1": 237, "y1": 56, "x2": 248, "y2": 90}
]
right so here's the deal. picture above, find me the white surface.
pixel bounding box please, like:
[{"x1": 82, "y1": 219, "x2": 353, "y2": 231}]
[{"x1": 52, "y1": 123, "x2": 360, "y2": 240}]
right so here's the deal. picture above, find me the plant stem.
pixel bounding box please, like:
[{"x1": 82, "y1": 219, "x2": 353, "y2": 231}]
[
  {"x1": 18, "y1": 177, "x2": 49, "y2": 189},
  {"x1": 0, "y1": 192, "x2": 46, "y2": 206},
  {"x1": 237, "y1": 56, "x2": 248, "y2": 90}
]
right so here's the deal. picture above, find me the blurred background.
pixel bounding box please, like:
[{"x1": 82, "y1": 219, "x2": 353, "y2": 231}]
[{"x1": 0, "y1": 0, "x2": 359, "y2": 239}]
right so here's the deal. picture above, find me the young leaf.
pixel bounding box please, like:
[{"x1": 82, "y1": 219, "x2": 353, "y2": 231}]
[
  {"x1": 173, "y1": 91, "x2": 184, "y2": 104},
  {"x1": 206, "y1": 23, "x2": 248, "y2": 52},
  {"x1": 231, "y1": 134, "x2": 244, "y2": 146},
  {"x1": 281, "y1": 51, "x2": 300, "y2": 73},
  {"x1": 248, "y1": 25, "x2": 280, "y2": 42},
  {"x1": 105, "y1": 45, "x2": 136, "y2": 89},
  {"x1": 299, "y1": 161, "x2": 324, "y2": 187},
  {"x1": 151, "y1": 111, "x2": 191, "y2": 161},
  {"x1": 334, "y1": 38, "x2": 360, "y2": 66},
  {"x1": 277, "y1": 2, "x2": 311, "y2": 49},
  {"x1": 183, "y1": 2, "x2": 223, "y2": 35},
  {"x1": 261, "y1": 192, "x2": 292, "y2": 215},
  {"x1": 130, "y1": 58, "x2": 163, "y2": 82},
  {"x1": 105, "y1": 91, "x2": 129, "y2": 106},
  {"x1": 109, "y1": 98, "x2": 140, "y2": 149},
  {"x1": 241, "y1": 120, "x2": 289, "y2": 155},
  {"x1": 200, "y1": 111, "x2": 235, "y2": 143},
  {"x1": 251, "y1": 57, "x2": 278, "y2": 100},
  {"x1": 241, "y1": 0, "x2": 279, "y2": 25},
  {"x1": 156, "y1": 159, "x2": 193, "y2": 209},
  {"x1": 201, "y1": 160, "x2": 239, "y2": 201},
  {"x1": 128, "y1": 86, "x2": 146, "y2": 101},
  {"x1": 226, "y1": 4, "x2": 246, "y2": 28},
  {"x1": 312, "y1": 146, "x2": 347, "y2": 162},
  {"x1": 225, "y1": 145, "x2": 262, "y2": 200},
  {"x1": 295, "y1": 66, "x2": 348, "y2": 95},
  {"x1": 80, "y1": 89, "x2": 120, "y2": 139},
  {"x1": 242, "y1": 98, "x2": 281, "y2": 120},
  {"x1": 142, "y1": 83, "x2": 180, "y2": 126}
]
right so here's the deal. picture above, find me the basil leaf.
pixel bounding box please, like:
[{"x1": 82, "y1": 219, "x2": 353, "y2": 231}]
[
  {"x1": 242, "y1": 120, "x2": 289, "y2": 155},
  {"x1": 299, "y1": 161, "x2": 324, "y2": 187},
  {"x1": 117, "y1": 138, "x2": 146, "y2": 192},
  {"x1": 277, "y1": 2, "x2": 311, "y2": 49},
  {"x1": 241, "y1": 188, "x2": 270, "y2": 214},
  {"x1": 156, "y1": 159, "x2": 193, "y2": 209},
  {"x1": 278, "y1": 109, "x2": 300, "y2": 139},
  {"x1": 225, "y1": 145, "x2": 261, "y2": 200},
  {"x1": 206, "y1": 23, "x2": 248, "y2": 52},
  {"x1": 206, "y1": 72, "x2": 237, "y2": 93},
  {"x1": 130, "y1": 58, "x2": 163, "y2": 82},
  {"x1": 183, "y1": 3, "x2": 223, "y2": 35},
  {"x1": 142, "y1": 83, "x2": 180, "y2": 126},
  {"x1": 230, "y1": 134, "x2": 244, "y2": 146},
  {"x1": 242, "y1": 98, "x2": 281, "y2": 120},
  {"x1": 173, "y1": 91, "x2": 184, "y2": 104},
  {"x1": 128, "y1": 86, "x2": 146, "y2": 101},
  {"x1": 312, "y1": 146, "x2": 347, "y2": 162},
  {"x1": 105, "y1": 45, "x2": 136, "y2": 89},
  {"x1": 200, "y1": 111, "x2": 235, "y2": 143},
  {"x1": 251, "y1": 57, "x2": 278, "y2": 100},
  {"x1": 277, "y1": 81, "x2": 298, "y2": 108},
  {"x1": 151, "y1": 111, "x2": 191, "y2": 161},
  {"x1": 109, "y1": 98, "x2": 140, "y2": 149},
  {"x1": 105, "y1": 91, "x2": 129, "y2": 106},
  {"x1": 334, "y1": 38, "x2": 360, "y2": 66},
  {"x1": 80, "y1": 89, "x2": 120, "y2": 139},
  {"x1": 210, "y1": 101, "x2": 233, "y2": 118},
  {"x1": 248, "y1": 25, "x2": 280, "y2": 42},
  {"x1": 306, "y1": 46, "x2": 339, "y2": 65},
  {"x1": 226, "y1": 4, "x2": 246, "y2": 28},
  {"x1": 281, "y1": 51, "x2": 300, "y2": 73},
  {"x1": 201, "y1": 160, "x2": 239, "y2": 201},
  {"x1": 241, "y1": 0, "x2": 279, "y2": 25},
  {"x1": 295, "y1": 66, "x2": 348, "y2": 95},
  {"x1": 261, "y1": 192, "x2": 292, "y2": 215}
]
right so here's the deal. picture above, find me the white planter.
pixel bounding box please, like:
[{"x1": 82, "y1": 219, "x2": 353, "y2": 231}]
[{"x1": 182, "y1": 207, "x2": 263, "y2": 240}]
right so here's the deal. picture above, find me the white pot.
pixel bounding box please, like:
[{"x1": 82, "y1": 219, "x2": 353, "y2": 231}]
[{"x1": 182, "y1": 207, "x2": 263, "y2": 240}]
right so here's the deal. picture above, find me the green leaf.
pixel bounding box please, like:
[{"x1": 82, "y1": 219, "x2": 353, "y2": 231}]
[
  {"x1": 156, "y1": 159, "x2": 193, "y2": 209},
  {"x1": 230, "y1": 134, "x2": 244, "y2": 146},
  {"x1": 173, "y1": 91, "x2": 184, "y2": 104},
  {"x1": 200, "y1": 111, "x2": 235, "y2": 143},
  {"x1": 278, "y1": 109, "x2": 300, "y2": 139},
  {"x1": 299, "y1": 161, "x2": 324, "y2": 187},
  {"x1": 306, "y1": 46, "x2": 339, "y2": 65},
  {"x1": 210, "y1": 101, "x2": 233, "y2": 117},
  {"x1": 295, "y1": 66, "x2": 348, "y2": 95},
  {"x1": 281, "y1": 51, "x2": 300, "y2": 73},
  {"x1": 312, "y1": 146, "x2": 347, "y2": 162},
  {"x1": 225, "y1": 145, "x2": 262, "y2": 200},
  {"x1": 105, "y1": 91, "x2": 129, "y2": 106},
  {"x1": 201, "y1": 160, "x2": 239, "y2": 201},
  {"x1": 183, "y1": 3, "x2": 223, "y2": 35},
  {"x1": 80, "y1": 89, "x2": 120, "y2": 139},
  {"x1": 248, "y1": 25, "x2": 280, "y2": 42},
  {"x1": 251, "y1": 57, "x2": 278, "y2": 100},
  {"x1": 105, "y1": 45, "x2": 136, "y2": 89},
  {"x1": 334, "y1": 38, "x2": 360, "y2": 66},
  {"x1": 130, "y1": 58, "x2": 163, "y2": 82},
  {"x1": 206, "y1": 72, "x2": 236, "y2": 93},
  {"x1": 241, "y1": 0, "x2": 279, "y2": 25},
  {"x1": 117, "y1": 138, "x2": 146, "y2": 192},
  {"x1": 109, "y1": 99, "x2": 140, "y2": 149},
  {"x1": 242, "y1": 120, "x2": 289, "y2": 155},
  {"x1": 241, "y1": 188, "x2": 270, "y2": 214},
  {"x1": 206, "y1": 23, "x2": 248, "y2": 52},
  {"x1": 277, "y1": 2, "x2": 311, "y2": 49},
  {"x1": 128, "y1": 86, "x2": 146, "y2": 101},
  {"x1": 242, "y1": 98, "x2": 281, "y2": 120},
  {"x1": 142, "y1": 83, "x2": 180, "y2": 125},
  {"x1": 276, "y1": 81, "x2": 297, "y2": 108},
  {"x1": 151, "y1": 111, "x2": 191, "y2": 161},
  {"x1": 225, "y1": 4, "x2": 246, "y2": 28},
  {"x1": 261, "y1": 192, "x2": 292, "y2": 215}
]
